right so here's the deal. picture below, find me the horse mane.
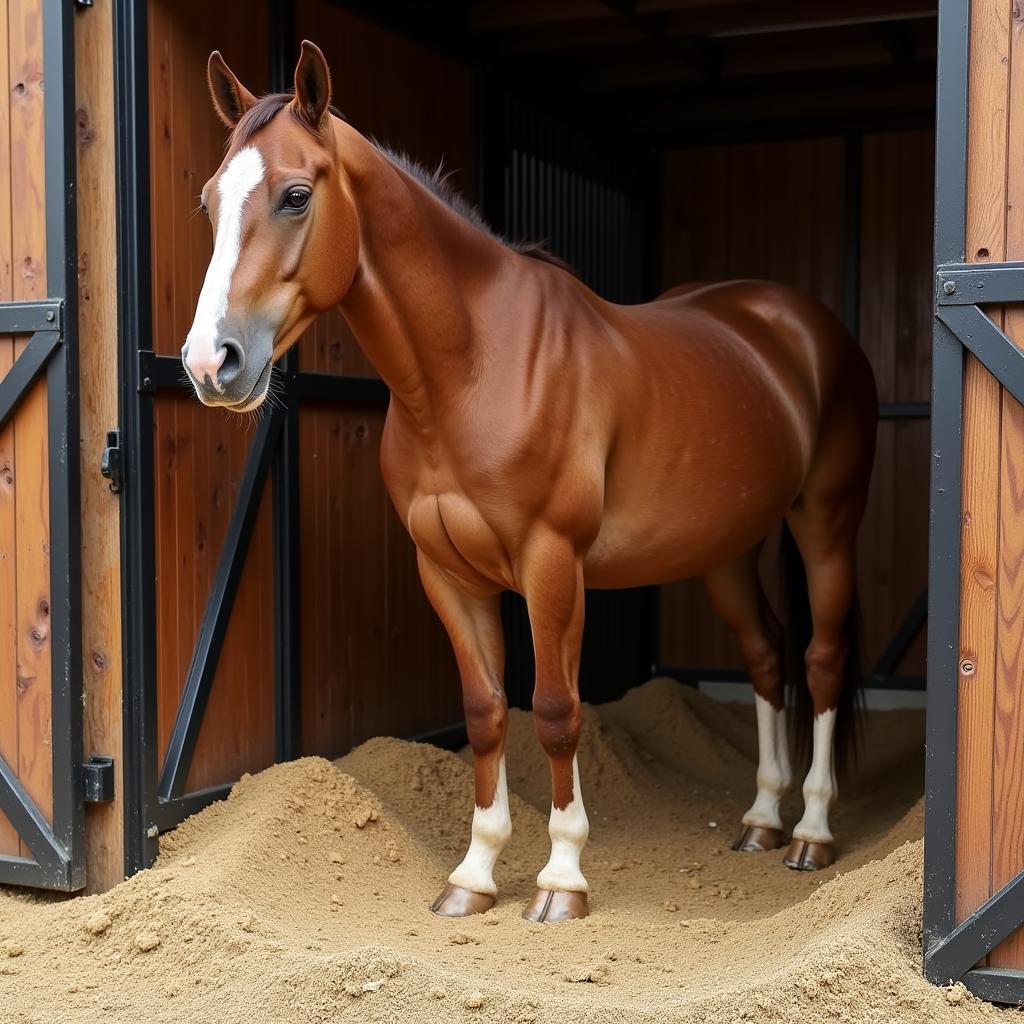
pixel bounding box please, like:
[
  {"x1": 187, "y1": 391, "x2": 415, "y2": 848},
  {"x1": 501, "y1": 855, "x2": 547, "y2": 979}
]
[{"x1": 229, "y1": 92, "x2": 574, "y2": 275}]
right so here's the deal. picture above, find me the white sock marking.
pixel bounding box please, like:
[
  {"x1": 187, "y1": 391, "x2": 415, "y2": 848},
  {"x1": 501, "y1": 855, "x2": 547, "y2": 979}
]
[
  {"x1": 792, "y1": 707, "x2": 837, "y2": 843},
  {"x1": 447, "y1": 757, "x2": 512, "y2": 896},
  {"x1": 184, "y1": 146, "x2": 265, "y2": 389},
  {"x1": 536, "y1": 756, "x2": 589, "y2": 893},
  {"x1": 742, "y1": 694, "x2": 792, "y2": 831}
]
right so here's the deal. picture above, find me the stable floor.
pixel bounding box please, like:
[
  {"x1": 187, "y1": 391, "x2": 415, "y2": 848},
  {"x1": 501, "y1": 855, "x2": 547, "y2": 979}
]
[{"x1": 0, "y1": 680, "x2": 1009, "y2": 1023}]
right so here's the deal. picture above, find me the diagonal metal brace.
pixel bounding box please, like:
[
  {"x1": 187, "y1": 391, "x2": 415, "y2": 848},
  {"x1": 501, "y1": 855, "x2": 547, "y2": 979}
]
[
  {"x1": 0, "y1": 753, "x2": 69, "y2": 879},
  {"x1": 937, "y1": 305, "x2": 1024, "y2": 408},
  {"x1": 926, "y1": 867, "x2": 1024, "y2": 985},
  {"x1": 158, "y1": 407, "x2": 284, "y2": 801}
]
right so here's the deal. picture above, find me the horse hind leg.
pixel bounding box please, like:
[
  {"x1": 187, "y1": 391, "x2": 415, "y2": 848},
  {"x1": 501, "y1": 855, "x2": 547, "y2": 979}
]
[
  {"x1": 782, "y1": 503, "x2": 862, "y2": 872},
  {"x1": 704, "y1": 550, "x2": 791, "y2": 853}
]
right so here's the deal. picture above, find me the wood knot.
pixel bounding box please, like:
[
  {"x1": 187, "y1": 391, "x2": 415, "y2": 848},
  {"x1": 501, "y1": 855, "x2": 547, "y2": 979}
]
[
  {"x1": 973, "y1": 568, "x2": 995, "y2": 591},
  {"x1": 91, "y1": 648, "x2": 107, "y2": 673},
  {"x1": 21, "y1": 256, "x2": 37, "y2": 281},
  {"x1": 16, "y1": 672, "x2": 32, "y2": 696},
  {"x1": 0, "y1": 464, "x2": 13, "y2": 491},
  {"x1": 12, "y1": 82, "x2": 25, "y2": 98},
  {"x1": 76, "y1": 106, "x2": 95, "y2": 146},
  {"x1": 38, "y1": 598, "x2": 49, "y2": 619},
  {"x1": 29, "y1": 625, "x2": 47, "y2": 650},
  {"x1": 353, "y1": 423, "x2": 368, "y2": 443}
]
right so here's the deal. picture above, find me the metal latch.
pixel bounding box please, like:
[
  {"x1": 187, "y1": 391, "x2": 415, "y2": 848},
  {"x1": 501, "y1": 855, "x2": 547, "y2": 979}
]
[
  {"x1": 82, "y1": 756, "x2": 115, "y2": 803},
  {"x1": 100, "y1": 429, "x2": 122, "y2": 493}
]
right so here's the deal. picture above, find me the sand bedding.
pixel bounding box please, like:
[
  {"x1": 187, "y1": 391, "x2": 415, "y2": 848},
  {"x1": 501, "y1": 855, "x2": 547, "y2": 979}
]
[{"x1": 0, "y1": 678, "x2": 1014, "y2": 1023}]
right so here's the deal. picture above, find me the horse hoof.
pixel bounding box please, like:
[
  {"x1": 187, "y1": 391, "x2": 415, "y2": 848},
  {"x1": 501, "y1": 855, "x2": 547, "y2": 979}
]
[
  {"x1": 732, "y1": 824, "x2": 784, "y2": 853},
  {"x1": 522, "y1": 889, "x2": 588, "y2": 923},
  {"x1": 429, "y1": 884, "x2": 495, "y2": 917},
  {"x1": 783, "y1": 838, "x2": 836, "y2": 871}
]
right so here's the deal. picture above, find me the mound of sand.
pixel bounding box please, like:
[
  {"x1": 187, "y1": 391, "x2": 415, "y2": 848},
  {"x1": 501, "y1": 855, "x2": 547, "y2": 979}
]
[{"x1": 0, "y1": 679, "x2": 1006, "y2": 1023}]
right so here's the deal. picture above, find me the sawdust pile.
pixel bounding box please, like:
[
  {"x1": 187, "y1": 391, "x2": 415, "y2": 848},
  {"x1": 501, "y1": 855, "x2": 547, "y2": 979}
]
[{"x1": 0, "y1": 678, "x2": 1008, "y2": 1023}]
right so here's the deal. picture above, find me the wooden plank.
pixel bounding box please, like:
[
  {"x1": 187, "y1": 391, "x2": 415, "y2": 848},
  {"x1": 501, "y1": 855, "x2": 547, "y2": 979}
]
[
  {"x1": 955, "y1": 0, "x2": 1010, "y2": 942},
  {"x1": 76, "y1": 0, "x2": 125, "y2": 892},
  {"x1": 990, "y1": 0, "x2": 1024, "y2": 970},
  {"x1": 9, "y1": 0, "x2": 52, "y2": 861},
  {"x1": 0, "y1": 0, "x2": 20, "y2": 857}
]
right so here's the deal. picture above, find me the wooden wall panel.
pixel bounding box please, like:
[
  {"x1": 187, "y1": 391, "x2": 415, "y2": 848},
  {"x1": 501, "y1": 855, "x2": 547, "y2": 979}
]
[
  {"x1": 960, "y1": 0, "x2": 1024, "y2": 971},
  {"x1": 0, "y1": 0, "x2": 53, "y2": 860},
  {"x1": 658, "y1": 132, "x2": 933, "y2": 684},
  {"x1": 0, "y1": 0, "x2": 20, "y2": 858},
  {"x1": 955, "y1": 0, "x2": 1007, "y2": 957},
  {"x1": 148, "y1": 0, "x2": 276, "y2": 792},
  {"x1": 293, "y1": 1, "x2": 468, "y2": 756},
  {"x1": 992, "y1": 2, "x2": 1024, "y2": 969},
  {"x1": 858, "y1": 130, "x2": 934, "y2": 681},
  {"x1": 75, "y1": 0, "x2": 126, "y2": 892}
]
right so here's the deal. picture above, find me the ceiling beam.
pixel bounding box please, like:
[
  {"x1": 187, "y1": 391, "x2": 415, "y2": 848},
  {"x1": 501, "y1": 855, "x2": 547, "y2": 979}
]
[{"x1": 661, "y1": 0, "x2": 936, "y2": 38}]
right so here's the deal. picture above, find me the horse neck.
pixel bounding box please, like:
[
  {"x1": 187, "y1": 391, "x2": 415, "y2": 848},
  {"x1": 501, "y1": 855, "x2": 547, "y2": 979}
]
[{"x1": 336, "y1": 134, "x2": 509, "y2": 427}]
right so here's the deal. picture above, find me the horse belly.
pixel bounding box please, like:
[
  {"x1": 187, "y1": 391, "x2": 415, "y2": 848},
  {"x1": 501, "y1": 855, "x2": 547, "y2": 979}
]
[{"x1": 583, "y1": 439, "x2": 804, "y2": 588}]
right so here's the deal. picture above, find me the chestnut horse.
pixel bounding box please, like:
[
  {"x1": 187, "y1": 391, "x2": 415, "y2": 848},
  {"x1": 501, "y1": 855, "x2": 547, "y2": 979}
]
[{"x1": 183, "y1": 43, "x2": 878, "y2": 923}]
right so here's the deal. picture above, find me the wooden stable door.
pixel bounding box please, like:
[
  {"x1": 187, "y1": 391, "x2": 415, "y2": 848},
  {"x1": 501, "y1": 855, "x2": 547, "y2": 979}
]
[
  {"x1": 924, "y1": 0, "x2": 1024, "y2": 1001},
  {"x1": 0, "y1": 0, "x2": 87, "y2": 890}
]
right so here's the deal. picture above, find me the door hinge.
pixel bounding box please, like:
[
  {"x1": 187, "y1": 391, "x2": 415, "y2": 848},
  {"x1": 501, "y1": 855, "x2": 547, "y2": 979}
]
[
  {"x1": 100, "y1": 429, "x2": 122, "y2": 493},
  {"x1": 82, "y1": 756, "x2": 114, "y2": 802}
]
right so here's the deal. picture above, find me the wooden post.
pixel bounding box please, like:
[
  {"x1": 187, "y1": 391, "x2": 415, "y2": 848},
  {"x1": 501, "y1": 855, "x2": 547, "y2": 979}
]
[{"x1": 75, "y1": 0, "x2": 125, "y2": 893}]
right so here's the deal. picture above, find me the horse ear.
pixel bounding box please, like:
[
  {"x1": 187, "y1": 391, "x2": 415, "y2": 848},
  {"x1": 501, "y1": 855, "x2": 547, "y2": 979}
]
[
  {"x1": 293, "y1": 40, "x2": 332, "y2": 132},
  {"x1": 207, "y1": 51, "x2": 257, "y2": 128}
]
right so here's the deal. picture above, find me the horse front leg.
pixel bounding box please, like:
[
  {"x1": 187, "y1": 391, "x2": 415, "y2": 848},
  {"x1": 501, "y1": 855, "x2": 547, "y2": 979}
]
[
  {"x1": 520, "y1": 534, "x2": 590, "y2": 923},
  {"x1": 417, "y1": 552, "x2": 511, "y2": 917}
]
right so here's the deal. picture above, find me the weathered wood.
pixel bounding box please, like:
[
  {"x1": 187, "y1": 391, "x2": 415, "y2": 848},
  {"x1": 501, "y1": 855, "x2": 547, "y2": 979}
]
[
  {"x1": 990, "y1": 0, "x2": 1024, "y2": 971},
  {"x1": 956, "y1": 0, "x2": 1008, "y2": 957},
  {"x1": 76, "y1": 0, "x2": 126, "y2": 893},
  {"x1": 9, "y1": 0, "x2": 51, "y2": 862},
  {"x1": 0, "y1": 0, "x2": 18, "y2": 858}
]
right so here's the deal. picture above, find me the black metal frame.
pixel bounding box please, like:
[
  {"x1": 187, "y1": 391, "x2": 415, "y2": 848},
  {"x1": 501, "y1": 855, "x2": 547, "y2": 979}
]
[
  {"x1": 0, "y1": 1, "x2": 84, "y2": 891},
  {"x1": 921, "y1": 0, "x2": 1024, "y2": 1001}
]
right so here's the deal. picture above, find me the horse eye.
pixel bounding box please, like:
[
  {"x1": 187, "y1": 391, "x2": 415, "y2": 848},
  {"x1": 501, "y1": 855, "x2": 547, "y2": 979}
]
[{"x1": 282, "y1": 189, "x2": 310, "y2": 212}]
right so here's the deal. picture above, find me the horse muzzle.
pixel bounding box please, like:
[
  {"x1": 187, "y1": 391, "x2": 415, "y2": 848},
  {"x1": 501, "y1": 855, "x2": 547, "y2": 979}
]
[{"x1": 182, "y1": 328, "x2": 273, "y2": 411}]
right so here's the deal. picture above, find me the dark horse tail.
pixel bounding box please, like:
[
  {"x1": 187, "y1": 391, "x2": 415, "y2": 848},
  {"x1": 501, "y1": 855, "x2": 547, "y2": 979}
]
[{"x1": 778, "y1": 523, "x2": 863, "y2": 776}]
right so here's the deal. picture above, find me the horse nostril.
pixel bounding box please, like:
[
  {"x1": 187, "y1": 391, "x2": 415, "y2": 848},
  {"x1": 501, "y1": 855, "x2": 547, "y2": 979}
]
[{"x1": 218, "y1": 338, "x2": 245, "y2": 387}]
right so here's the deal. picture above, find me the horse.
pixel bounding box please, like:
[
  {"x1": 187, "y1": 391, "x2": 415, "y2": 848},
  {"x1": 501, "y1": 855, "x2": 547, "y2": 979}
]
[{"x1": 182, "y1": 42, "x2": 878, "y2": 923}]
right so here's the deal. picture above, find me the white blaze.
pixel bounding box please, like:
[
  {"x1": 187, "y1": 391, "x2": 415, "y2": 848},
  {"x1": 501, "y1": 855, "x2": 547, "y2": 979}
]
[
  {"x1": 447, "y1": 757, "x2": 512, "y2": 896},
  {"x1": 536, "y1": 756, "x2": 589, "y2": 893},
  {"x1": 792, "y1": 708, "x2": 838, "y2": 844},
  {"x1": 742, "y1": 694, "x2": 792, "y2": 831},
  {"x1": 184, "y1": 146, "x2": 265, "y2": 389}
]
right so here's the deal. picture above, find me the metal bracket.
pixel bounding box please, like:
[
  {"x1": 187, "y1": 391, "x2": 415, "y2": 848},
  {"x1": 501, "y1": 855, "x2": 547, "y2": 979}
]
[
  {"x1": 936, "y1": 261, "x2": 1024, "y2": 305},
  {"x1": 100, "y1": 429, "x2": 122, "y2": 493},
  {"x1": 82, "y1": 756, "x2": 114, "y2": 803}
]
